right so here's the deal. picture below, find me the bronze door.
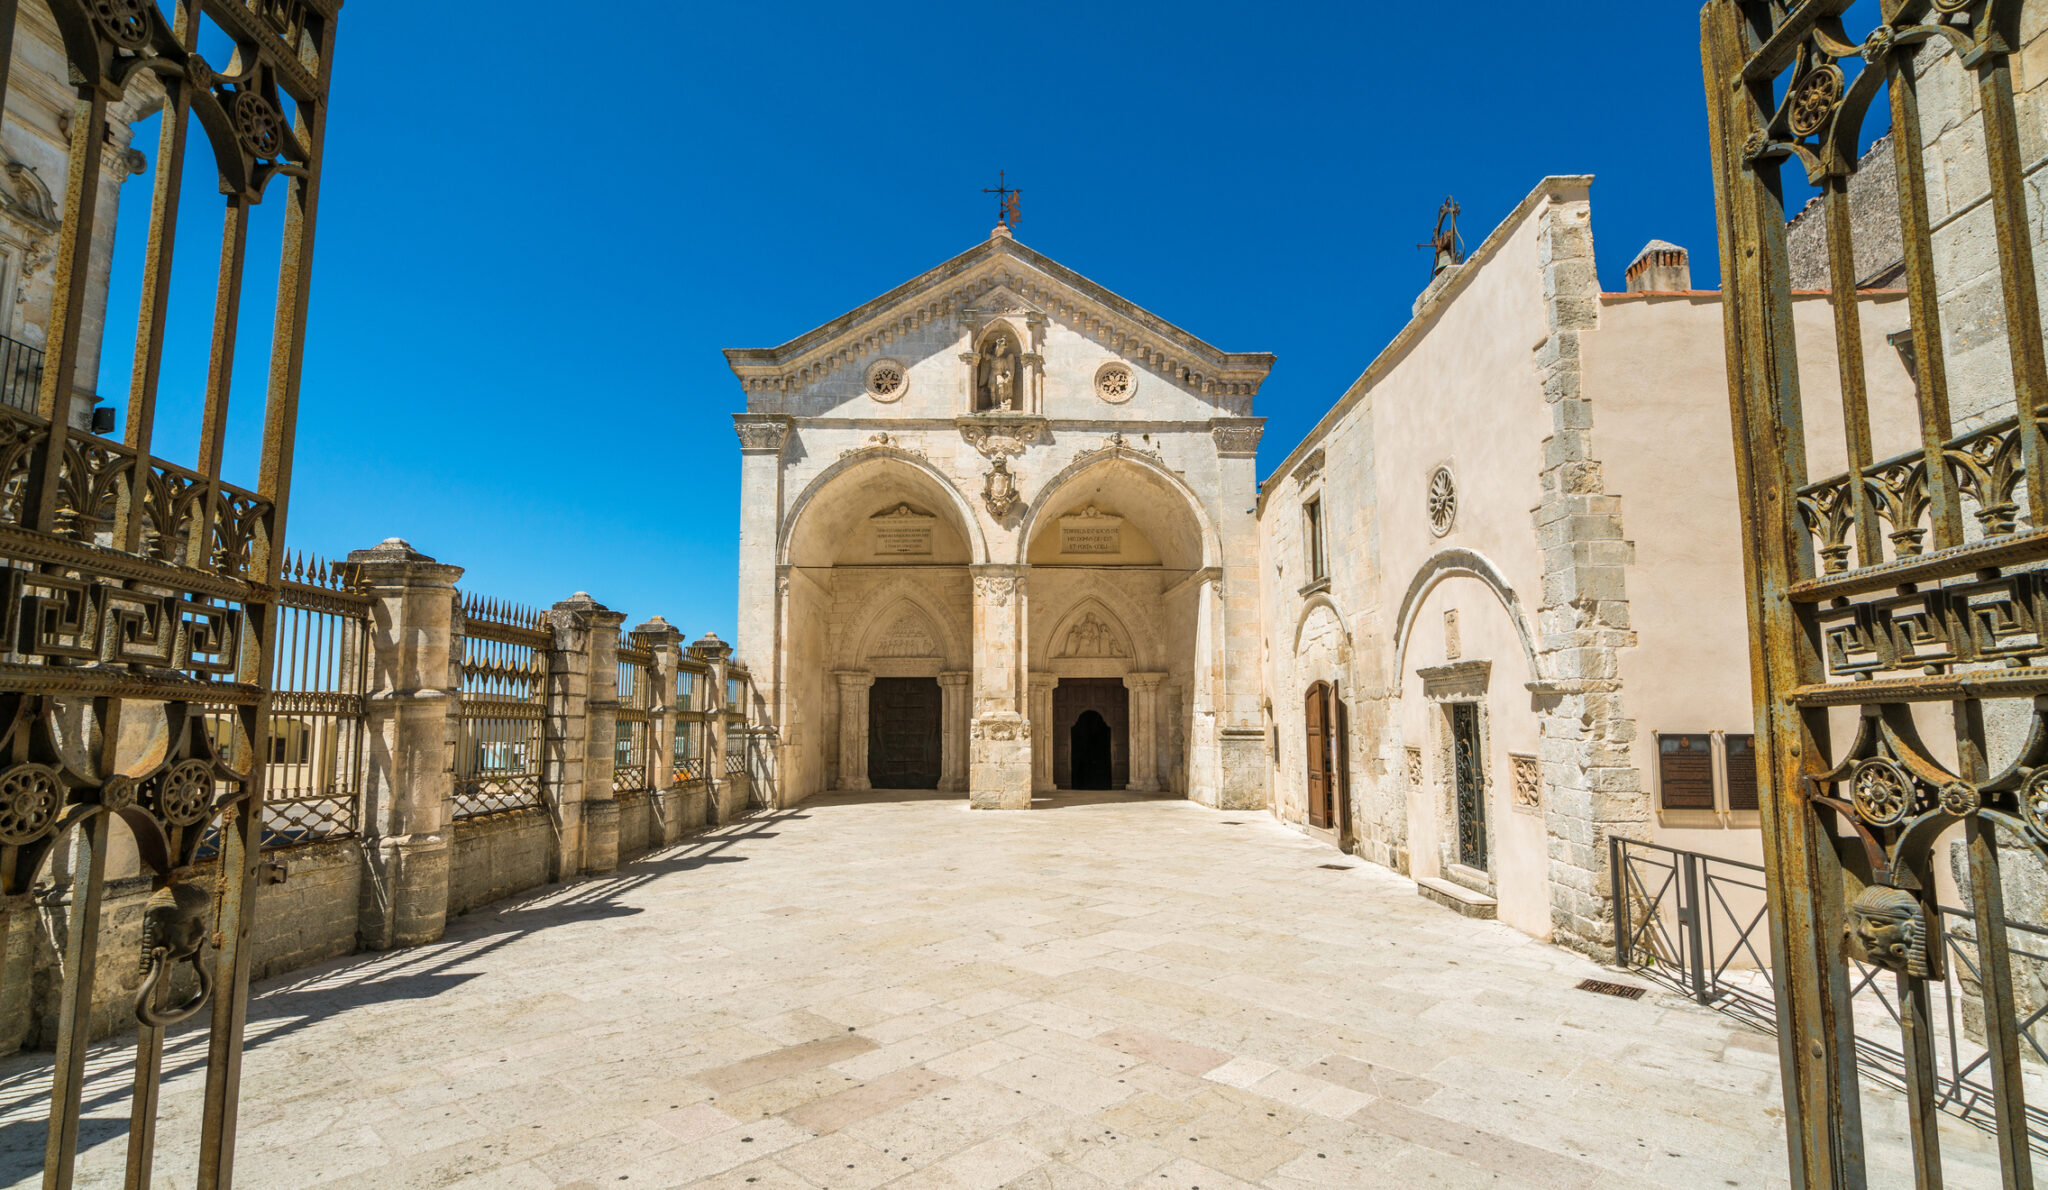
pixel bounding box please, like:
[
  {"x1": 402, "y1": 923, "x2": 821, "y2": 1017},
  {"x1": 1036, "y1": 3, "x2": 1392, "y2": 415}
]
[
  {"x1": 1053, "y1": 679, "x2": 1128, "y2": 789},
  {"x1": 1705, "y1": 2, "x2": 2042, "y2": 1183},
  {"x1": 1452, "y1": 703, "x2": 1485, "y2": 870},
  {"x1": 868, "y1": 678, "x2": 940, "y2": 789}
]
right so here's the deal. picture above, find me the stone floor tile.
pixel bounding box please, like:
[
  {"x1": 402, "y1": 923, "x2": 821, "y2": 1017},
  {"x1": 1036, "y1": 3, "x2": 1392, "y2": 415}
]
[
  {"x1": 771, "y1": 1131, "x2": 900, "y2": 1190},
  {"x1": 936, "y1": 1137, "x2": 1048, "y2": 1190}
]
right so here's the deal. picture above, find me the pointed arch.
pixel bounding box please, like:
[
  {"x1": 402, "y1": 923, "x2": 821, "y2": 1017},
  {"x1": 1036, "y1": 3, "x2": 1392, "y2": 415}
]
[
  {"x1": 780, "y1": 449, "x2": 988, "y2": 567},
  {"x1": 839, "y1": 579, "x2": 969, "y2": 670},
  {"x1": 1045, "y1": 596, "x2": 1137, "y2": 664},
  {"x1": 1016, "y1": 449, "x2": 1220, "y2": 571}
]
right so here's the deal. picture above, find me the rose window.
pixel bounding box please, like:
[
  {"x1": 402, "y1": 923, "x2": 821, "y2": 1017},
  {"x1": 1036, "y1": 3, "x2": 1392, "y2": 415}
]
[
  {"x1": 866, "y1": 359, "x2": 906, "y2": 402},
  {"x1": 1095, "y1": 363, "x2": 1134, "y2": 403},
  {"x1": 1427, "y1": 466, "x2": 1457, "y2": 537}
]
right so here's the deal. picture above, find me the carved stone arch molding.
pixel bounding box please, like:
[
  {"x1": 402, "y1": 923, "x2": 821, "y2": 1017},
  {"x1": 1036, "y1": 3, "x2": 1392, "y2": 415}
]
[
  {"x1": 1390, "y1": 547, "x2": 1541, "y2": 685},
  {"x1": 1293, "y1": 593, "x2": 1352, "y2": 681},
  {"x1": 1015, "y1": 449, "x2": 1222, "y2": 570},
  {"x1": 840, "y1": 580, "x2": 969, "y2": 671},
  {"x1": 778, "y1": 450, "x2": 990, "y2": 567},
  {"x1": 1036, "y1": 577, "x2": 1162, "y2": 672}
]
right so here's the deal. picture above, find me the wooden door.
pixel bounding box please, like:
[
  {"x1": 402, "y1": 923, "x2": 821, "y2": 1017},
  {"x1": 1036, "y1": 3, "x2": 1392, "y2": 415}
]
[
  {"x1": 1305, "y1": 683, "x2": 1330, "y2": 828},
  {"x1": 867, "y1": 678, "x2": 941, "y2": 789}
]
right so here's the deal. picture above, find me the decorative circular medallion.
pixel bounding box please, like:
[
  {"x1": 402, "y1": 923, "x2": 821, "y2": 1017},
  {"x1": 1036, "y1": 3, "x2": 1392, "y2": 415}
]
[
  {"x1": 1862, "y1": 24, "x2": 1897, "y2": 63},
  {"x1": 92, "y1": 0, "x2": 151, "y2": 49},
  {"x1": 1850, "y1": 757, "x2": 1914, "y2": 827},
  {"x1": 232, "y1": 90, "x2": 283, "y2": 159},
  {"x1": 865, "y1": 359, "x2": 906, "y2": 402},
  {"x1": 1427, "y1": 466, "x2": 1457, "y2": 537},
  {"x1": 155, "y1": 760, "x2": 213, "y2": 827},
  {"x1": 99, "y1": 775, "x2": 136, "y2": 813},
  {"x1": 2022, "y1": 770, "x2": 2048, "y2": 840},
  {"x1": 0, "y1": 763, "x2": 60, "y2": 845},
  {"x1": 1094, "y1": 362, "x2": 1135, "y2": 404},
  {"x1": 1787, "y1": 66, "x2": 1844, "y2": 137},
  {"x1": 1938, "y1": 781, "x2": 1981, "y2": 817}
]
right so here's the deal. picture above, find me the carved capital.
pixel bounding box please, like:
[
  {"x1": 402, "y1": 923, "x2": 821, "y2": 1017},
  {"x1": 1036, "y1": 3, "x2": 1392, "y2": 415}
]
[
  {"x1": 734, "y1": 415, "x2": 792, "y2": 454},
  {"x1": 1211, "y1": 417, "x2": 1266, "y2": 457}
]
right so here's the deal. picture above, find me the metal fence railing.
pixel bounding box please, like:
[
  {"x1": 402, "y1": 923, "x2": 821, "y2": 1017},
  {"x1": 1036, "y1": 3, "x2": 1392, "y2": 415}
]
[
  {"x1": 454, "y1": 595, "x2": 549, "y2": 819},
  {"x1": 615, "y1": 630, "x2": 651, "y2": 798},
  {"x1": 1612, "y1": 836, "x2": 2048, "y2": 1150},
  {"x1": 0, "y1": 332, "x2": 44, "y2": 413}
]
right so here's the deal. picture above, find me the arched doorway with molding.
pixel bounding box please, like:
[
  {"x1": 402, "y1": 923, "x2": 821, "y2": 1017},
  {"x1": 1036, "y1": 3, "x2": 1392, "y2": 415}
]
[
  {"x1": 1021, "y1": 452, "x2": 1216, "y2": 797},
  {"x1": 779, "y1": 452, "x2": 981, "y2": 798}
]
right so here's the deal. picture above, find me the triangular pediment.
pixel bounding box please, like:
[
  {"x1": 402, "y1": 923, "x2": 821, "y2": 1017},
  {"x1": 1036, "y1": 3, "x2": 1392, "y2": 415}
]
[{"x1": 725, "y1": 233, "x2": 1274, "y2": 402}]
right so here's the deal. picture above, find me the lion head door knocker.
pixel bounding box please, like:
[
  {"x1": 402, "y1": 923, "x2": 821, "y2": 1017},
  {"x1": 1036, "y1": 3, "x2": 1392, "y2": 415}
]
[
  {"x1": 1846, "y1": 885, "x2": 1935, "y2": 979},
  {"x1": 134, "y1": 881, "x2": 212, "y2": 1027},
  {"x1": 983, "y1": 456, "x2": 1019, "y2": 519}
]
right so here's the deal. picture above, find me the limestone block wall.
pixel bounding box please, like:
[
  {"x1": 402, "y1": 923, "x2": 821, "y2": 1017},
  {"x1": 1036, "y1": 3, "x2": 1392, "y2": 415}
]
[{"x1": 449, "y1": 811, "x2": 555, "y2": 916}]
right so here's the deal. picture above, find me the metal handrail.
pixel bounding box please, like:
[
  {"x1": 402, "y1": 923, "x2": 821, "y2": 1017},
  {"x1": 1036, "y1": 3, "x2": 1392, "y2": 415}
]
[{"x1": 1612, "y1": 836, "x2": 2048, "y2": 1148}]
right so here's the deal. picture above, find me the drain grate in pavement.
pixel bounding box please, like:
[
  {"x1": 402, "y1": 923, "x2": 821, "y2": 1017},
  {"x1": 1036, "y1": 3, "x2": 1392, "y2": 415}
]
[
  {"x1": 1318, "y1": 863, "x2": 1353, "y2": 870},
  {"x1": 1577, "y1": 978, "x2": 1646, "y2": 1000}
]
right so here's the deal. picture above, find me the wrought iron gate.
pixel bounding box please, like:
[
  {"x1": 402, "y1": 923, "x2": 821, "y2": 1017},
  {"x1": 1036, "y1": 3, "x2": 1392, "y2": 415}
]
[
  {"x1": 1452, "y1": 702, "x2": 1485, "y2": 871},
  {"x1": 0, "y1": 2, "x2": 341, "y2": 1186},
  {"x1": 1705, "y1": 1, "x2": 2045, "y2": 1184}
]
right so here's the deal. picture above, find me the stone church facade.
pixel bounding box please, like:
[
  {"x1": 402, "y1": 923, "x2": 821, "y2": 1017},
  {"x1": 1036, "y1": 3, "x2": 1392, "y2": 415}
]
[
  {"x1": 728, "y1": 180, "x2": 1915, "y2": 957},
  {"x1": 729, "y1": 225, "x2": 1272, "y2": 812}
]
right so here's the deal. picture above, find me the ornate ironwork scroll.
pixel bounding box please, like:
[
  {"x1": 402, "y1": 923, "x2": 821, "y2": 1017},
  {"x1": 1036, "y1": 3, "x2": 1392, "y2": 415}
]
[
  {"x1": 1706, "y1": 0, "x2": 2046, "y2": 1184},
  {"x1": 0, "y1": 1, "x2": 343, "y2": 1187}
]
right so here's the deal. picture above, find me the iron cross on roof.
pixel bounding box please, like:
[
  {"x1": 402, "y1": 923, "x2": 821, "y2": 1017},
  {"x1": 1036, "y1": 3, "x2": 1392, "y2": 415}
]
[{"x1": 983, "y1": 171, "x2": 1022, "y2": 229}]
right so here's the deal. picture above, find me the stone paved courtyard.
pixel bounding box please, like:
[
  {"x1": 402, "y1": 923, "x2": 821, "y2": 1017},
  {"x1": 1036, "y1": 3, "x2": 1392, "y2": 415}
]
[{"x1": 0, "y1": 793, "x2": 1998, "y2": 1188}]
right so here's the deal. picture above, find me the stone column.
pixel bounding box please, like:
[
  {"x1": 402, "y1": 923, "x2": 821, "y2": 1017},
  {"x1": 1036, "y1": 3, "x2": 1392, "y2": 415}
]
[
  {"x1": 1211, "y1": 419, "x2": 1269, "y2": 810},
  {"x1": 969, "y1": 565, "x2": 1030, "y2": 809},
  {"x1": 543, "y1": 595, "x2": 597, "y2": 881},
  {"x1": 350, "y1": 538, "x2": 462, "y2": 950},
  {"x1": 938, "y1": 671, "x2": 971, "y2": 792},
  {"x1": 1124, "y1": 672, "x2": 1166, "y2": 793},
  {"x1": 638, "y1": 617, "x2": 684, "y2": 846},
  {"x1": 689, "y1": 633, "x2": 736, "y2": 822},
  {"x1": 1028, "y1": 672, "x2": 1057, "y2": 792},
  {"x1": 1187, "y1": 570, "x2": 1223, "y2": 806},
  {"x1": 835, "y1": 670, "x2": 874, "y2": 791},
  {"x1": 578, "y1": 599, "x2": 627, "y2": 875}
]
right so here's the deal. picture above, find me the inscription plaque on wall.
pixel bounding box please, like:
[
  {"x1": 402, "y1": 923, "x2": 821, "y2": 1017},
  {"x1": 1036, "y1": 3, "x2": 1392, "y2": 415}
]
[
  {"x1": 872, "y1": 504, "x2": 935, "y2": 555},
  {"x1": 1059, "y1": 506, "x2": 1123, "y2": 555}
]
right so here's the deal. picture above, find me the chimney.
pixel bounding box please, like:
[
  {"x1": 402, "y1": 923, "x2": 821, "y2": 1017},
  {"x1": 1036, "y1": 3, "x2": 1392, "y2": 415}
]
[{"x1": 1625, "y1": 240, "x2": 1691, "y2": 293}]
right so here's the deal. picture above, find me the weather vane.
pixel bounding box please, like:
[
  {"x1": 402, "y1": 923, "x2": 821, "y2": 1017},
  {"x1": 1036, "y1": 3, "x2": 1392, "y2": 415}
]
[
  {"x1": 1417, "y1": 195, "x2": 1464, "y2": 276},
  {"x1": 983, "y1": 170, "x2": 1022, "y2": 230}
]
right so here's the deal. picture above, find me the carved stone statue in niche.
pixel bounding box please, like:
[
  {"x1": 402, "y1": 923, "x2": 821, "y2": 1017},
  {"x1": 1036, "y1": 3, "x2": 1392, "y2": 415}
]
[{"x1": 977, "y1": 330, "x2": 1018, "y2": 411}]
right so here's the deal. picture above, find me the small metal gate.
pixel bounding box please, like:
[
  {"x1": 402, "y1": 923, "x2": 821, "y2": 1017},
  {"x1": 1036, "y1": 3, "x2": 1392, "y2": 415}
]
[
  {"x1": 1705, "y1": 1, "x2": 2046, "y2": 1184},
  {"x1": 0, "y1": 2, "x2": 342, "y2": 1186},
  {"x1": 454, "y1": 596, "x2": 549, "y2": 820}
]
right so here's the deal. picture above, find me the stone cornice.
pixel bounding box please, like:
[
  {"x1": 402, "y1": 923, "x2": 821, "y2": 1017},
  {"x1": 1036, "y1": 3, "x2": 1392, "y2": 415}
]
[{"x1": 725, "y1": 235, "x2": 1275, "y2": 403}]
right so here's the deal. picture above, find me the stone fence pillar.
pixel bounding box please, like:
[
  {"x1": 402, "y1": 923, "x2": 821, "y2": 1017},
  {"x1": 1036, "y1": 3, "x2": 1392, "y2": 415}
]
[
  {"x1": 689, "y1": 633, "x2": 736, "y2": 822},
  {"x1": 581, "y1": 598, "x2": 627, "y2": 875},
  {"x1": 351, "y1": 538, "x2": 463, "y2": 950},
  {"x1": 543, "y1": 594, "x2": 596, "y2": 880},
  {"x1": 637, "y1": 617, "x2": 685, "y2": 846}
]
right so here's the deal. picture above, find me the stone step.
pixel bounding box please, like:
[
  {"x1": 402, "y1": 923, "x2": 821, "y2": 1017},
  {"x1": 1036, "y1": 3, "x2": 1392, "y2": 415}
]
[{"x1": 1417, "y1": 876, "x2": 1498, "y2": 919}]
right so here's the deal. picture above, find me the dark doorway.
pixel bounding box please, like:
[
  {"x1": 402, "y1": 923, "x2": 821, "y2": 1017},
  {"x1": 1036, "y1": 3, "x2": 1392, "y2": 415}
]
[
  {"x1": 868, "y1": 677, "x2": 941, "y2": 788},
  {"x1": 1052, "y1": 678, "x2": 1129, "y2": 789},
  {"x1": 1070, "y1": 711, "x2": 1113, "y2": 789}
]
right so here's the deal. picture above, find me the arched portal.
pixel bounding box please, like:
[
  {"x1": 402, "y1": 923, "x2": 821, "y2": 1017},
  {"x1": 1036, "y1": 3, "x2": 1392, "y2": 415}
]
[
  {"x1": 1023, "y1": 453, "x2": 1216, "y2": 797},
  {"x1": 778, "y1": 454, "x2": 979, "y2": 797}
]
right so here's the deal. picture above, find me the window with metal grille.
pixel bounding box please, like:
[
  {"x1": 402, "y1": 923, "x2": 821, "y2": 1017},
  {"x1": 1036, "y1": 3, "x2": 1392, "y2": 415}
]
[
  {"x1": 1657, "y1": 733, "x2": 1715, "y2": 811},
  {"x1": 1725, "y1": 733, "x2": 1758, "y2": 813}
]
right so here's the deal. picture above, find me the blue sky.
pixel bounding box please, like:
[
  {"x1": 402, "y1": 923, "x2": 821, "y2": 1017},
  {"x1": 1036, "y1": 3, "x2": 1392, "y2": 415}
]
[{"x1": 93, "y1": 2, "x2": 1729, "y2": 642}]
